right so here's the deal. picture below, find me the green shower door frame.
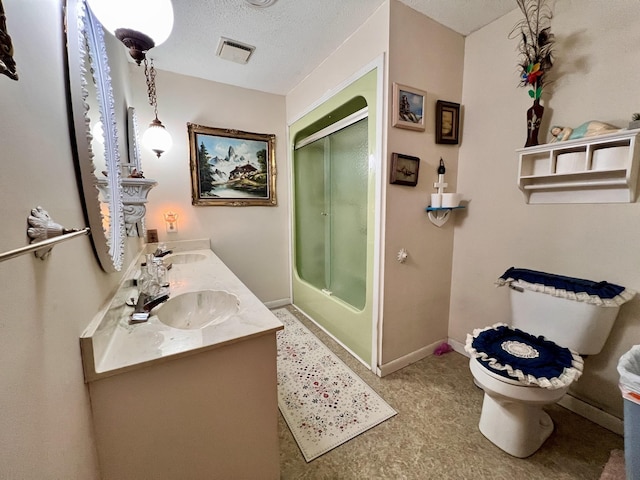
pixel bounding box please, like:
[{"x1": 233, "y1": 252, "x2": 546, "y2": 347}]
[{"x1": 290, "y1": 68, "x2": 379, "y2": 367}]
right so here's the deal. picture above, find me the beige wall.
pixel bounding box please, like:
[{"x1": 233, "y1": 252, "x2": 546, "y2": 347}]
[
  {"x1": 286, "y1": 2, "x2": 389, "y2": 121},
  {"x1": 452, "y1": 0, "x2": 640, "y2": 418},
  {"x1": 382, "y1": 1, "x2": 465, "y2": 365},
  {"x1": 0, "y1": 0, "x2": 139, "y2": 477},
  {"x1": 132, "y1": 69, "x2": 290, "y2": 304}
]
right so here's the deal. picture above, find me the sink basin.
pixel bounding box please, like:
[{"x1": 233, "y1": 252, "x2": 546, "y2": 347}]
[
  {"x1": 156, "y1": 290, "x2": 239, "y2": 330},
  {"x1": 167, "y1": 253, "x2": 207, "y2": 264}
]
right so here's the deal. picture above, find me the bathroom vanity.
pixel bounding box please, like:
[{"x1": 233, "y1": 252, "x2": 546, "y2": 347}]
[{"x1": 80, "y1": 239, "x2": 283, "y2": 480}]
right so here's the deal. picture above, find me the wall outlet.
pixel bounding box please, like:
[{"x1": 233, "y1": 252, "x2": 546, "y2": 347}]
[
  {"x1": 147, "y1": 229, "x2": 159, "y2": 243},
  {"x1": 165, "y1": 220, "x2": 178, "y2": 233}
]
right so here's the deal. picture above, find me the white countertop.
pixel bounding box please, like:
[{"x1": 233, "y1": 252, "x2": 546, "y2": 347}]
[{"x1": 80, "y1": 239, "x2": 283, "y2": 382}]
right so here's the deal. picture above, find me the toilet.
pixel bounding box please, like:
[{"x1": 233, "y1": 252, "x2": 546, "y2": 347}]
[{"x1": 465, "y1": 267, "x2": 634, "y2": 458}]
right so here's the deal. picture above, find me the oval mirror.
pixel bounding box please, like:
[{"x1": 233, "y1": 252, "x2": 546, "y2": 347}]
[{"x1": 65, "y1": 0, "x2": 125, "y2": 272}]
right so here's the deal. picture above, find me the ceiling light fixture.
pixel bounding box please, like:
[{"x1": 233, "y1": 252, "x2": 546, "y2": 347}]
[
  {"x1": 141, "y1": 58, "x2": 172, "y2": 158},
  {"x1": 245, "y1": 0, "x2": 278, "y2": 7},
  {"x1": 86, "y1": 0, "x2": 174, "y2": 64}
]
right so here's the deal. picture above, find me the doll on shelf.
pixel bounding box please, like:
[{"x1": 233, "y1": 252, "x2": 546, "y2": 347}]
[{"x1": 550, "y1": 121, "x2": 621, "y2": 142}]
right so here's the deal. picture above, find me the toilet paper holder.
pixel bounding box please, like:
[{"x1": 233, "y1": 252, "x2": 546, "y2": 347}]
[{"x1": 426, "y1": 159, "x2": 465, "y2": 227}]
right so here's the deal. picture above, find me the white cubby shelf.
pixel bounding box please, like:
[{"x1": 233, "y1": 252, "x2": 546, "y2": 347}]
[{"x1": 516, "y1": 128, "x2": 640, "y2": 204}]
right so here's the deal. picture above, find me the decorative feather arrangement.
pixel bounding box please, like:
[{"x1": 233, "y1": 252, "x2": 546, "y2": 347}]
[{"x1": 510, "y1": 0, "x2": 555, "y2": 100}]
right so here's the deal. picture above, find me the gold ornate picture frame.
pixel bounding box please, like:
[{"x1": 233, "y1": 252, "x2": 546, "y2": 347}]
[{"x1": 188, "y1": 123, "x2": 277, "y2": 206}]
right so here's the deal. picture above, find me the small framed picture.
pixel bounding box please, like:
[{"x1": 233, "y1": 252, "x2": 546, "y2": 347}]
[
  {"x1": 389, "y1": 153, "x2": 420, "y2": 187},
  {"x1": 435, "y1": 100, "x2": 461, "y2": 144},
  {"x1": 392, "y1": 83, "x2": 426, "y2": 131}
]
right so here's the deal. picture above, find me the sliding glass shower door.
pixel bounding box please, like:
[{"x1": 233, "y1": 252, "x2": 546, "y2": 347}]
[{"x1": 294, "y1": 113, "x2": 368, "y2": 310}]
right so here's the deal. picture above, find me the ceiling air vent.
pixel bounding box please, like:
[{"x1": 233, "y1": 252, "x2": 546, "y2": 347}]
[{"x1": 216, "y1": 37, "x2": 255, "y2": 64}]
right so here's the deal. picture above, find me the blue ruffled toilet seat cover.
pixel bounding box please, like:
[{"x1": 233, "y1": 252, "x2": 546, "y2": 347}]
[
  {"x1": 465, "y1": 323, "x2": 584, "y2": 390},
  {"x1": 465, "y1": 268, "x2": 634, "y2": 390}
]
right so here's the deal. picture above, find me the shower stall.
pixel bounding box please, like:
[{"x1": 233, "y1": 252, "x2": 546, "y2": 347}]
[
  {"x1": 290, "y1": 68, "x2": 380, "y2": 367},
  {"x1": 294, "y1": 112, "x2": 368, "y2": 310}
]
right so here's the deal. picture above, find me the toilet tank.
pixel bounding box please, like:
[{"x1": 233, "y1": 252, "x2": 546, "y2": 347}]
[{"x1": 509, "y1": 287, "x2": 619, "y2": 355}]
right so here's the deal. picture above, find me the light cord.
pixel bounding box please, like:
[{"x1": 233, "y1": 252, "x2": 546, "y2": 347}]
[{"x1": 143, "y1": 57, "x2": 159, "y2": 119}]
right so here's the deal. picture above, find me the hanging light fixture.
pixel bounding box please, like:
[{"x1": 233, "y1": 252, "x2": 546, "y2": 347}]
[
  {"x1": 141, "y1": 57, "x2": 172, "y2": 158},
  {"x1": 86, "y1": 0, "x2": 174, "y2": 64},
  {"x1": 245, "y1": 0, "x2": 278, "y2": 6}
]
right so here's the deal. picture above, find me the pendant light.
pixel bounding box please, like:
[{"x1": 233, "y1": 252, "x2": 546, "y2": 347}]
[
  {"x1": 141, "y1": 57, "x2": 172, "y2": 158},
  {"x1": 86, "y1": 0, "x2": 174, "y2": 64},
  {"x1": 245, "y1": 0, "x2": 278, "y2": 6}
]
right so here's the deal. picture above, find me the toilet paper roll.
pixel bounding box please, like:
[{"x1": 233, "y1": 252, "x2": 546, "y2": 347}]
[
  {"x1": 441, "y1": 193, "x2": 462, "y2": 208},
  {"x1": 431, "y1": 194, "x2": 442, "y2": 208}
]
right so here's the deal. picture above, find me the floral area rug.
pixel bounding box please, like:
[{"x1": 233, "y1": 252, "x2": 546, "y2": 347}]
[{"x1": 273, "y1": 308, "x2": 397, "y2": 462}]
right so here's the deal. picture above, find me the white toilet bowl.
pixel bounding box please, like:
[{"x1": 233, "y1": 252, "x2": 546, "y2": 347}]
[{"x1": 469, "y1": 357, "x2": 570, "y2": 458}]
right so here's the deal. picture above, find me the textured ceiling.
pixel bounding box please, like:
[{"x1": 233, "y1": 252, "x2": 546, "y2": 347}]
[{"x1": 148, "y1": 0, "x2": 516, "y2": 95}]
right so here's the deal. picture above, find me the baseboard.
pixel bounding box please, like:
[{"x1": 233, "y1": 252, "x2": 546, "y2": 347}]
[
  {"x1": 377, "y1": 339, "x2": 448, "y2": 377},
  {"x1": 263, "y1": 298, "x2": 291, "y2": 309},
  {"x1": 448, "y1": 337, "x2": 467, "y2": 356},
  {"x1": 448, "y1": 337, "x2": 623, "y2": 435},
  {"x1": 557, "y1": 395, "x2": 623, "y2": 435}
]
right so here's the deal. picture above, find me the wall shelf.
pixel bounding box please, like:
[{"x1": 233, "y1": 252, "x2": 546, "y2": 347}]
[
  {"x1": 425, "y1": 206, "x2": 465, "y2": 227},
  {"x1": 516, "y1": 128, "x2": 640, "y2": 204}
]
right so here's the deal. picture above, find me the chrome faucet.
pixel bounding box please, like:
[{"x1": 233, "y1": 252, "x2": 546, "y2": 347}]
[
  {"x1": 143, "y1": 293, "x2": 170, "y2": 311},
  {"x1": 153, "y1": 248, "x2": 173, "y2": 258},
  {"x1": 129, "y1": 293, "x2": 170, "y2": 324}
]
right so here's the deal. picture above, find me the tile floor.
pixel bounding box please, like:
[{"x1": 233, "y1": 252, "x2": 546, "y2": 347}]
[{"x1": 278, "y1": 306, "x2": 624, "y2": 480}]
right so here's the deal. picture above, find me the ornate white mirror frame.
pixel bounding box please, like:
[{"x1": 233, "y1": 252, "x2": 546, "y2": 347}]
[{"x1": 65, "y1": 0, "x2": 125, "y2": 272}]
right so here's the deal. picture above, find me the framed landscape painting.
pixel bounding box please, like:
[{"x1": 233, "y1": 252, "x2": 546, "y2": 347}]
[{"x1": 188, "y1": 123, "x2": 276, "y2": 206}]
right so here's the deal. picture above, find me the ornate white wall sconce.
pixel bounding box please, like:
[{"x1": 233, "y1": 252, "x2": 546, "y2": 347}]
[{"x1": 97, "y1": 176, "x2": 157, "y2": 236}]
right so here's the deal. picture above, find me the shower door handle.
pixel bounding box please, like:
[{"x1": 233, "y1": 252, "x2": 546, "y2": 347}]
[{"x1": 320, "y1": 212, "x2": 328, "y2": 216}]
